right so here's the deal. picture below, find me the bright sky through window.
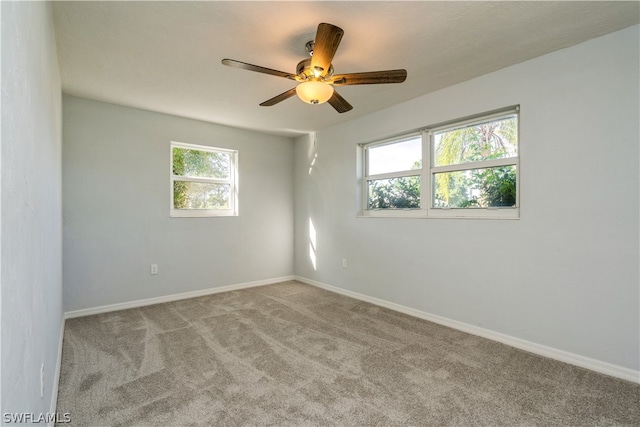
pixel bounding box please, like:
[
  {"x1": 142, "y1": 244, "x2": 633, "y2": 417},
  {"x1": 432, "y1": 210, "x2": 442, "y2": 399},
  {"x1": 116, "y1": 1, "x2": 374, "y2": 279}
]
[{"x1": 367, "y1": 136, "x2": 422, "y2": 175}]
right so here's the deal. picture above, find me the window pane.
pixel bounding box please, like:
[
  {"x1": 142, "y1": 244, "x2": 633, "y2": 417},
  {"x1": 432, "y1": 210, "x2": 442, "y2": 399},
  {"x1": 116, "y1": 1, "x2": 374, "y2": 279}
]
[
  {"x1": 367, "y1": 176, "x2": 420, "y2": 209},
  {"x1": 173, "y1": 147, "x2": 229, "y2": 179},
  {"x1": 433, "y1": 115, "x2": 517, "y2": 167},
  {"x1": 433, "y1": 165, "x2": 516, "y2": 208},
  {"x1": 173, "y1": 181, "x2": 230, "y2": 210},
  {"x1": 368, "y1": 136, "x2": 422, "y2": 175}
]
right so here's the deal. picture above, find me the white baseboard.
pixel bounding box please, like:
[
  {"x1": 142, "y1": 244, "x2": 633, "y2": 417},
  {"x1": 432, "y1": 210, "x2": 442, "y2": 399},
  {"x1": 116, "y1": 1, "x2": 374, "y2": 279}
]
[
  {"x1": 64, "y1": 275, "x2": 295, "y2": 319},
  {"x1": 296, "y1": 275, "x2": 640, "y2": 384},
  {"x1": 49, "y1": 316, "x2": 65, "y2": 427}
]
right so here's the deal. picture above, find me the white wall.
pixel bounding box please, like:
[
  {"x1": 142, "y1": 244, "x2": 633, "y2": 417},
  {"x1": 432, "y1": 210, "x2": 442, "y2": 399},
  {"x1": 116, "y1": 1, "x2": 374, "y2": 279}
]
[
  {"x1": 63, "y1": 96, "x2": 294, "y2": 311},
  {"x1": 294, "y1": 26, "x2": 639, "y2": 372},
  {"x1": 1, "y1": 1, "x2": 64, "y2": 417}
]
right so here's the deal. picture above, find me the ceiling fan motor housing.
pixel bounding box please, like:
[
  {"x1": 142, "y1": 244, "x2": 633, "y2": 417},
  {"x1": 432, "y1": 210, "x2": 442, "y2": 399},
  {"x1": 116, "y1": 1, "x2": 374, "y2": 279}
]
[{"x1": 296, "y1": 58, "x2": 334, "y2": 81}]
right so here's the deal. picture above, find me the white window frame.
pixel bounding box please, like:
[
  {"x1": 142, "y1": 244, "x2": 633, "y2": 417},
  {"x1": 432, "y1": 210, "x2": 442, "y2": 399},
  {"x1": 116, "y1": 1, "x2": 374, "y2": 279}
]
[
  {"x1": 170, "y1": 141, "x2": 238, "y2": 218},
  {"x1": 362, "y1": 132, "x2": 425, "y2": 218},
  {"x1": 360, "y1": 106, "x2": 519, "y2": 219}
]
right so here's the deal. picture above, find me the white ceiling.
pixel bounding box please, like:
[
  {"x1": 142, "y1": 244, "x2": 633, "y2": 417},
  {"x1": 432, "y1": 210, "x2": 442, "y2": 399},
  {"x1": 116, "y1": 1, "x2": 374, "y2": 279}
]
[{"x1": 53, "y1": 1, "x2": 639, "y2": 137}]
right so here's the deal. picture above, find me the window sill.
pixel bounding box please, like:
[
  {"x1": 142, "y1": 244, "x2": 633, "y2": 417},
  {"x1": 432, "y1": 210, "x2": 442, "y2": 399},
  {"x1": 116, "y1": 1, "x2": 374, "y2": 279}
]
[
  {"x1": 170, "y1": 209, "x2": 237, "y2": 218},
  {"x1": 358, "y1": 208, "x2": 519, "y2": 220}
]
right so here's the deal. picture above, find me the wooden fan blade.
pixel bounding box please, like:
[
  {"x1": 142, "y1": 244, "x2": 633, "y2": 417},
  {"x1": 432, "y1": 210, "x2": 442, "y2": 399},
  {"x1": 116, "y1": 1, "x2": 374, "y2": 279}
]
[
  {"x1": 331, "y1": 69, "x2": 407, "y2": 86},
  {"x1": 310, "y1": 23, "x2": 344, "y2": 77},
  {"x1": 222, "y1": 59, "x2": 296, "y2": 80},
  {"x1": 260, "y1": 88, "x2": 297, "y2": 106},
  {"x1": 327, "y1": 90, "x2": 353, "y2": 113}
]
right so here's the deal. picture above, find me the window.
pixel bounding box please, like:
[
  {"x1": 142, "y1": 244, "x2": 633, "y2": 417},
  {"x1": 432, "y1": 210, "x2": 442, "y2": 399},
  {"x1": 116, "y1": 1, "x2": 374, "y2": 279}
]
[
  {"x1": 361, "y1": 106, "x2": 519, "y2": 219},
  {"x1": 170, "y1": 141, "x2": 238, "y2": 217},
  {"x1": 365, "y1": 133, "x2": 422, "y2": 211}
]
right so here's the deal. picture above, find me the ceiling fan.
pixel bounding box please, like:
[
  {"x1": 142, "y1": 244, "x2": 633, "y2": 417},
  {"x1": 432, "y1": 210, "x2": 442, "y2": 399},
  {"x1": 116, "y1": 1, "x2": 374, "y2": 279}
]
[{"x1": 222, "y1": 23, "x2": 407, "y2": 113}]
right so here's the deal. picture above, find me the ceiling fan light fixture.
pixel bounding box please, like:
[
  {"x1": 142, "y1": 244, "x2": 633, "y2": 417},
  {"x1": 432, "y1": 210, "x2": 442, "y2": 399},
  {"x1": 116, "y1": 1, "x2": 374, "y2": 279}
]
[{"x1": 296, "y1": 81, "x2": 334, "y2": 105}]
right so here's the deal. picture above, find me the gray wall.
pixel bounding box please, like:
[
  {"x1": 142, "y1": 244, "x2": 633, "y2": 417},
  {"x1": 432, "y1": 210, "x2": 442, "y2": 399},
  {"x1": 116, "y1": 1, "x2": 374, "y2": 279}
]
[
  {"x1": 1, "y1": 1, "x2": 64, "y2": 417},
  {"x1": 63, "y1": 96, "x2": 294, "y2": 311},
  {"x1": 294, "y1": 26, "x2": 639, "y2": 371}
]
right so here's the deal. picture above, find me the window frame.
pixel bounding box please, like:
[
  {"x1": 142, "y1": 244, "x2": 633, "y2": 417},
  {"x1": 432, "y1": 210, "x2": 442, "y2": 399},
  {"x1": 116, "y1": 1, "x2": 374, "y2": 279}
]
[
  {"x1": 170, "y1": 141, "x2": 238, "y2": 218},
  {"x1": 362, "y1": 132, "x2": 424, "y2": 218},
  {"x1": 360, "y1": 106, "x2": 519, "y2": 219}
]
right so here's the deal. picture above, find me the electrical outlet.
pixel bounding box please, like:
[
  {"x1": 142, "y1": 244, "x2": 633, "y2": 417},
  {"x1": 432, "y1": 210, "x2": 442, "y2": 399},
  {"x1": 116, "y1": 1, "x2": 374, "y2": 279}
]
[
  {"x1": 342, "y1": 258, "x2": 347, "y2": 268},
  {"x1": 150, "y1": 264, "x2": 158, "y2": 275},
  {"x1": 40, "y1": 363, "x2": 44, "y2": 398}
]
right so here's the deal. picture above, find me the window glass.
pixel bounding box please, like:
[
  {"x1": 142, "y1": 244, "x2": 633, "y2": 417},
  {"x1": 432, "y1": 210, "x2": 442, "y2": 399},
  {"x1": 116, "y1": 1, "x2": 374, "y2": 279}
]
[
  {"x1": 172, "y1": 147, "x2": 230, "y2": 179},
  {"x1": 433, "y1": 115, "x2": 517, "y2": 167},
  {"x1": 173, "y1": 181, "x2": 230, "y2": 210},
  {"x1": 367, "y1": 136, "x2": 422, "y2": 175},
  {"x1": 367, "y1": 176, "x2": 421, "y2": 209},
  {"x1": 433, "y1": 165, "x2": 517, "y2": 208}
]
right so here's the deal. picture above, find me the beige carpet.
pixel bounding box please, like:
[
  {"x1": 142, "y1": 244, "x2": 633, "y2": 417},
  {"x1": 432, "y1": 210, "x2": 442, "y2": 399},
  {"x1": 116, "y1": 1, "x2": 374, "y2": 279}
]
[{"x1": 56, "y1": 281, "x2": 639, "y2": 426}]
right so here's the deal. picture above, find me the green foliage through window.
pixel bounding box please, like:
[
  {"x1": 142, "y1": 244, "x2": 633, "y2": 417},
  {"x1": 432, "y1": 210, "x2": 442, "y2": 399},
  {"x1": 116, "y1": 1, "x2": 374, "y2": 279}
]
[
  {"x1": 434, "y1": 166, "x2": 517, "y2": 208},
  {"x1": 173, "y1": 181, "x2": 230, "y2": 210},
  {"x1": 172, "y1": 144, "x2": 235, "y2": 212},
  {"x1": 368, "y1": 176, "x2": 420, "y2": 209}
]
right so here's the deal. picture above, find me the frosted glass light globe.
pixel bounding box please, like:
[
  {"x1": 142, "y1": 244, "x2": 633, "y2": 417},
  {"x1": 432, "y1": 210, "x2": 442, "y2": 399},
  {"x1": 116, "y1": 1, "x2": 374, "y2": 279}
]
[{"x1": 296, "y1": 81, "x2": 334, "y2": 105}]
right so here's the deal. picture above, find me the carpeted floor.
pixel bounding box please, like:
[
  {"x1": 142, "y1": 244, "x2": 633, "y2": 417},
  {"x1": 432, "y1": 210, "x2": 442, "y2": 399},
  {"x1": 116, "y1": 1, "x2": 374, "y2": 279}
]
[{"x1": 56, "y1": 281, "x2": 639, "y2": 426}]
